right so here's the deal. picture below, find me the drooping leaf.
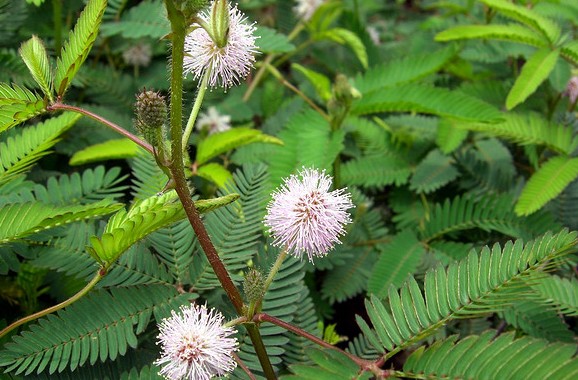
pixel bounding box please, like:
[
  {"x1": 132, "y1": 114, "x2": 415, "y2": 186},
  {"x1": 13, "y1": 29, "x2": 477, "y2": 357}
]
[
  {"x1": 515, "y1": 156, "x2": 578, "y2": 216},
  {"x1": 316, "y1": 28, "x2": 368, "y2": 69},
  {"x1": 54, "y1": 0, "x2": 107, "y2": 96},
  {"x1": 292, "y1": 63, "x2": 332, "y2": 101},
  {"x1": 506, "y1": 48, "x2": 560, "y2": 110},
  {"x1": 18, "y1": 36, "x2": 53, "y2": 101}
]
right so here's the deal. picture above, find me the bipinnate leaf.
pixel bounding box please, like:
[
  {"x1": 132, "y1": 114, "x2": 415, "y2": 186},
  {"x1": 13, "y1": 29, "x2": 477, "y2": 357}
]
[
  {"x1": 88, "y1": 190, "x2": 239, "y2": 264},
  {"x1": 0, "y1": 285, "x2": 192, "y2": 375},
  {"x1": 54, "y1": 0, "x2": 107, "y2": 96},
  {"x1": 367, "y1": 230, "x2": 425, "y2": 298},
  {"x1": 196, "y1": 127, "x2": 283, "y2": 165},
  {"x1": 403, "y1": 332, "x2": 578, "y2": 379},
  {"x1": 0, "y1": 83, "x2": 45, "y2": 132},
  {"x1": 70, "y1": 138, "x2": 142, "y2": 166},
  {"x1": 0, "y1": 112, "x2": 82, "y2": 184},
  {"x1": 506, "y1": 48, "x2": 560, "y2": 110},
  {"x1": 358, "y1": 230, "x2": 577, "y2": 356},
  {"x1": 0, "y1": 200, "x2": 123, "y2": 245},
  {"x1": 100, "y1": 0, "x2": 169, "y2": 39},
  {"x1": 19, "y1": 35, "x2": 53, "y2": 102},
  {"x1": 515, "y1": 156, "x2": 578, "y2": 216},
  {"x1": 480, "y1": 0, "x2": 561, "y2": 44},
  {"x1": 435, "y1": 24, "x2": 548, "y2": 48}
]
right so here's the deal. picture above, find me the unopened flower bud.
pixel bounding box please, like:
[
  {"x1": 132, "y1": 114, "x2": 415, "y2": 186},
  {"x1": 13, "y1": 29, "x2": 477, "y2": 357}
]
[
  {"x1": 243, "y1": 268, "x2": 265, "y2": 303},
  {"x1": 211, "y1": 0, "x2": 230, "y2": 48},
  {"x1": 134, "y1": 90, "x2": 167, "y2": 146}
]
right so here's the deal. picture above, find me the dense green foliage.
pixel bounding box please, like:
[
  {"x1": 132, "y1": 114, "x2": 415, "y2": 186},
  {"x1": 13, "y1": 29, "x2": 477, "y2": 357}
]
[{"x1": 1, "y1": 0, "x2": 578, "y2": 379}]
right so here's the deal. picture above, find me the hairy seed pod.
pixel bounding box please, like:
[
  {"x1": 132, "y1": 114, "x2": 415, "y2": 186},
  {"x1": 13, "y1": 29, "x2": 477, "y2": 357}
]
[
  {"x1": 243, "y1": 268, "x2": 265, "y2": 304},
  {"x1": 134, "y1": 90, "x2": 167, "y2": 146}
]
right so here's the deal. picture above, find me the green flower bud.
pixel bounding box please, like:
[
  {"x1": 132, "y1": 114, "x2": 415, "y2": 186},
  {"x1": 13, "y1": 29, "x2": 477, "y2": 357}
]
[
  {"x1": 243, "y1": 268, "x2": 265, "y2": 304},
  {"x1": 134, "y1": 90, "x2": 167, "y2": 146},
  {"x1": 211, "y1": 0, "x2": 230, "y2": 48}
]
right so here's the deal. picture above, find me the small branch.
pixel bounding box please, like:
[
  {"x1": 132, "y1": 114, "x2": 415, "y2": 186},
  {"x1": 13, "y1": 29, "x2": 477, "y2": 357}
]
[
  {"x1": 0, "y1": 272, "x2": 103, "y2": 339},
  {"x1": 47, "y1": 102, "x2": 154, "y2": 155},
  {"x1": 264, "y1": 62, "x2": 329, "y2": 120},
  {"x1": 232, "y1": 352, "x2": 258, "y2": 380}
]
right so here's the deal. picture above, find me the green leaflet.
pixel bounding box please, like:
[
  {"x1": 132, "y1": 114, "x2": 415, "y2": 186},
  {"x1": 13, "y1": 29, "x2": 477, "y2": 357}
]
[
  {"x1": 0, "y1": 83, "x2": 45, "y2": 132},
  {"x1": 0, "y1": 200, "x2": 123, "y2": 245},
  {"x1": 435, "y1": 24, "x2": 549, "y2": 48},
  {"x1": 316, "y1": 28, "x2": 368, "y2": 69},
  {"x1": 255, "y1": 26, "x2": 295, "y2": 53},
  {"x1": 195, "y1": 162, "x2": 233, "y2": 188},
  {"x1": 196, "y1": 127, "x2": 283, "y2": 165},
  {"x1": 409, "y1": 149, "x2": 460, "y2": 194},
  {"x1": 359, "y1": 230, "x2": 577, "y2": 356},
  {"x1": 531, "y1": 275, "x2": 578, "y2": 316},
  {"x1": 481, "y1": 0, "x2": 561, "y2": 44},
  {"x1": 70, "y1": 138, "x2": 142, "y2": 166},
  {"x1": 88, "y1": 190, "x2": 240, "y2": 265},
  {"x1": 351, "y1": 84, "x2": 503, "y2": 123},
  {"x1": 367, "y1": 230, "x2": 425, "y2": 298},
  {"x1": 54, "y1": 0, "x2": 107, "y2": 96},
  {"x1": 19, "y1": 36, "x2": 53, "y2": 102},
  {"x1": 561, "y1": 40, "x2": 578, "y2": 66},
  {"x1": 506, "y1": 48, "x2": 560, "y2": 110},
  {"x1": 292, "y1": 63, "x2": 332, "y2": 102},
  {"x1": 0, "y1": 112, "x2": 81, "y2": 185},
  {"x1": 515, "y1": 156, "x2": 578, "y2": 216},
  {"x1": 403, "y1": 332, "x2": 578, "y2": 379}
]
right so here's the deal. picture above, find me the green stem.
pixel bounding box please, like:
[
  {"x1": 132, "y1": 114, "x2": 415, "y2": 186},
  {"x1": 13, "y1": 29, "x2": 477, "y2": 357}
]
[
  {"x1": 263, "y1": 249, "x2": 288, "y2": 293},
  {"x1": 182, "y1": 69, "x2": 210, "y2": 152},
  {"x1": 0, "y1": 271, "x2": 103, "y2": 339},
  {"x1": 47, "y1": 102, "x2": 155, "y2": 155},
  {"x1": 163, "y1": 3, "x2": 276, "y2": 378}
]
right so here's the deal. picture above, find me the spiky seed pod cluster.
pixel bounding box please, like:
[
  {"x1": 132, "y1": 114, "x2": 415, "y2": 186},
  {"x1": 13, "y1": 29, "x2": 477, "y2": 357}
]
[
  {"x1": 243, "y1": 268, "x2": 265, "y2": 304},
  {"x1": 134, "y1": 90, "x2": 167, "y2": 147}
]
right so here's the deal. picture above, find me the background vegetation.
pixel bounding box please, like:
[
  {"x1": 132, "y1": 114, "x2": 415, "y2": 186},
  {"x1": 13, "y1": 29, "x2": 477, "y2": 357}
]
[{"x1": 1, "y1": 0, "x2": 577, "y2": 378}]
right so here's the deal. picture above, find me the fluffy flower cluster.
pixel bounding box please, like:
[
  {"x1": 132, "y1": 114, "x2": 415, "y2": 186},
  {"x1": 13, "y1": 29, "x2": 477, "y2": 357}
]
[
  {"x1": 264, "y1": 167, "x2": 354, "y2": 262},
  {"x1": 184, "y1": 1, "x2": 258, "y2": 89},
  {"x1": 294, "y1": 0, "x2": 325, "y2": 21},
  {"x1": 155, "y1": 304, "x2": 238, "y2": 380},
  {"x1": 196, "y1": 107, "x2": 231, "y2": 135}
]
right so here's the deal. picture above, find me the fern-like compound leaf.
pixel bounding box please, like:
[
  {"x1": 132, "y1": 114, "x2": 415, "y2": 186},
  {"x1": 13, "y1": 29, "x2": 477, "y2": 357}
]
[
  {"x1": 0, "y1": 112, "x2": 81, "y2": 185},
  {"x1": 531, "y1": 275, "x2": 578, "y2": 316},
  {"x1": 561, "y1": 40, "x2": 578, "y2": 66},
  {"x1": 0, "y1": 200, "x2": 122, "y2": 245},
  {"x1": 435, "y1": 24, "x2": 548, "y2": 48},
  {"x1": 481, "y1": 0, "x2": 561, "y2": 44},
  {"x1": 506, "y1": 48, "x2": 560, "y2": 110},
  {"x1": 359, "y1": 230, "x2": 577, "y2": 357},
  {"x1": 284, "y1": 348, "x2": 372, "y2": 380},
  {"x1": 0, "y1": 285, "x2": 191, "y2": 376},
  {"x1": 18, "y1": 36, "x2": 53, "y2": 102},
  {"x1": 515, "y1": 156, "x2": 578, "y2": 216},
  {"x1": 409, "y1": 149, "x2": 460, "y2": 194},
  {"x1": 0, "y1": 82, "x2": 46, "y2": 132},
  {"x1": 54, "y1": 0, "x2": 107, "y2": 96},
  {"x1": 100, "y1": 0, "x2": 169, "y2": 39},
  {"x1": 88, "y1": 190, "x2": 239, "y2": 265},
  {"x1": 501, "y1": 300, "x2": 574, "y2": 342},
  {"x1": 403, "y1": 331, "x2": 578, "y2": 379},
  {"x1": 352, "y1": 84, "x2": 503, "y2": 123}
]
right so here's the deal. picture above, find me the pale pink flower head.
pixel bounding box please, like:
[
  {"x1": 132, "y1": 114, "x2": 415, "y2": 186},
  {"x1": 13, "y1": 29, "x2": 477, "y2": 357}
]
[
  {"x1": 294, "y1": 0, "x2": 325, "y2": 21},
  {"x1": 196, "y1": 106, "x2": 231, "y2": 135},
  {"x1": 155, "y1": 304, "x2": 238, "y2": 380},
  {"x1": 264, "y1": 167, "x2": 354, "y2": 262},
  {"x1": 184, "y1": 1, "x2": 258, "y2": 89},
  {"x1": 565, "y1": 76, "x2": 578, "y2": 105}
]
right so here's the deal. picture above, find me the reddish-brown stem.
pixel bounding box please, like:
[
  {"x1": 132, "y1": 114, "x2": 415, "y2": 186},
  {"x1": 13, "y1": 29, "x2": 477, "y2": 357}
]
[
  {"x1": 254, "y1": 312, "x2": 388, "y2": 376},
  {"x1": 232, "y1": 352, "x2": 257, "y2": 380},
  {"x1": 47, "y1": 102, "x2": 155, "y2": 155}
]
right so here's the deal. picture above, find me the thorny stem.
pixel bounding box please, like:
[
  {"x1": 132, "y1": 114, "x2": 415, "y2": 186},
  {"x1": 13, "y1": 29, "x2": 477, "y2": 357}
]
[
  {"x1": 254, "y1": 313, "x2": 390, "y2": 378},
  {"x1": 47, "y1": 102, "x2": 155, "y2": 155},
  {"x1": 182, "y1": 68, "x2": 210, "y2": 152},
  {"x1": 164, "y1": 2, "x2": 276, "y2": 378},
  {"x1": 0, "y1": 271, "x2": 103, "y2": 339}
]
